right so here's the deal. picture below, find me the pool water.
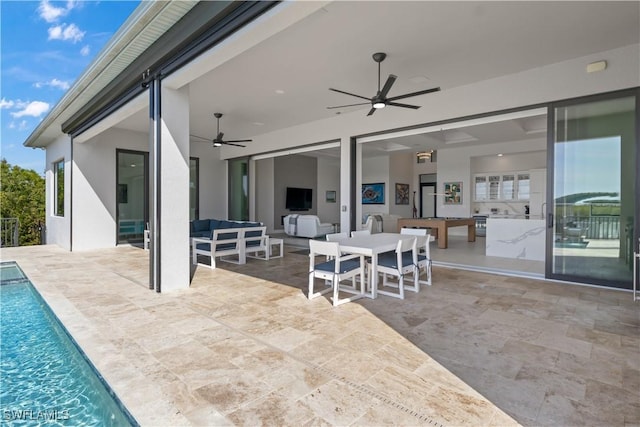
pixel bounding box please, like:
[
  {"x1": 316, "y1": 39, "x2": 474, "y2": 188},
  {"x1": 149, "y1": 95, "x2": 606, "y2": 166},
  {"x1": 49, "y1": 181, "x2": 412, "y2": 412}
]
[{"x1": 0, "y1": 262, "x2": 137, "y2": 426}]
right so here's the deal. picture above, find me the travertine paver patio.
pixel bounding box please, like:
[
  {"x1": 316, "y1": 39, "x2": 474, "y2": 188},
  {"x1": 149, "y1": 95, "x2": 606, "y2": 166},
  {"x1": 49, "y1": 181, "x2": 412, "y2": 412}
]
[{"x1": 2, "y1": 244, "x2": 638, "y2": 426}]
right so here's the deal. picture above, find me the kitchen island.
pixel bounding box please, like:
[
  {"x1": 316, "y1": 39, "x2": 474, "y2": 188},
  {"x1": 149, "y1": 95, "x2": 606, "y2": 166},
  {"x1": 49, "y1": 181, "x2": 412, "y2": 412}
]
[{"x1": 486, "y1": 217, "x2": 545, "y2": 261}]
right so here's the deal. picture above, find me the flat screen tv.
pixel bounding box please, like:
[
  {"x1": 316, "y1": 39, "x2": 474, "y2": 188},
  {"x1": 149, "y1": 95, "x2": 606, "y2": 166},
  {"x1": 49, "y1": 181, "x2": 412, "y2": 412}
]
[{"x1": 286, "y1": 187, "x2": 312, "y2": 211}]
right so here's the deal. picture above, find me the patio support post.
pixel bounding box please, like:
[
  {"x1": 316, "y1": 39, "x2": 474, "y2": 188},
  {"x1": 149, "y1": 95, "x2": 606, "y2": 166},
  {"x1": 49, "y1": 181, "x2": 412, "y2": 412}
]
[
  {"x1": 149, "y1": 80, "x2": 191, "y2": 292},
  {"x1": 340, "y1": 136, "x2": 353, "y2": 233}
]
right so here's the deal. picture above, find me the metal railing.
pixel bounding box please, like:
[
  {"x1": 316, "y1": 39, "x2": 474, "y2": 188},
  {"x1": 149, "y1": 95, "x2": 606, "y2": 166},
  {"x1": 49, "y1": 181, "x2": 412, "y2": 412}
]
[
  {"x1": 557, "y1": 216, "x2": 620, "y2": 240},
  {"x1": 1, "y1": 218, "x2": 19, "y2": 247}
]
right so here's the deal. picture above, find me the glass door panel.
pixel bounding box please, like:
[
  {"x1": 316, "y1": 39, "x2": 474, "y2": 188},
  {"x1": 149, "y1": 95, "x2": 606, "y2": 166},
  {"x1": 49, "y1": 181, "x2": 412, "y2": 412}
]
[
  {"x1": 549, "y1": 94, "x2": 636, "y2": 289},
  {"x1": 228, "y1": 157, "x2": 249, "y2": 221},
  {"x1": 190, "y1": 158, "x2": 199, "y2": 221},
  {"x1": 117, "y1": 150, "x2": 148, "y2": 244}
]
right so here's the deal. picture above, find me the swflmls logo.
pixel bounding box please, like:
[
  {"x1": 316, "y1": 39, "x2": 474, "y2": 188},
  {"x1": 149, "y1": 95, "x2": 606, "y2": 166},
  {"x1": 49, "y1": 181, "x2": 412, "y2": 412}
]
[{"x1": 3, "y1": 409, "x2": 70, "y2": 421}]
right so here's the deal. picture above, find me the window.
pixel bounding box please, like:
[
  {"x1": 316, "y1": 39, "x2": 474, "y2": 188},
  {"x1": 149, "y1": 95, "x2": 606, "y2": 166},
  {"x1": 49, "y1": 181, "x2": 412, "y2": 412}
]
[
  {"x1": 54, "y1": 160, "x2": 64, "y2": 216},
  {"x1": 502, "y1": 174, "x2": 515, "y2": 200},
  {"x1": 517, "y1": 173, "x2": 530, "y2": 200}
]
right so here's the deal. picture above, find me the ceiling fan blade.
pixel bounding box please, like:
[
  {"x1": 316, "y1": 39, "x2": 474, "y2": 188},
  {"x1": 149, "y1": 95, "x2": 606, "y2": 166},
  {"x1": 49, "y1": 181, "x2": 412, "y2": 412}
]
[
  {"x1": 387, "y1": 101, "x2": 420, "y2": 109},
  {"x1": 387, "y1": 87, "x2": 441, "y2": 102},
  {"x1": 326, "y1": 102, "x2": 371, "y2": 109},
  {"x1": 222, "y1": 142, "x2": 246, "y2": 147},
  {"x1": 329, "y1": 88, "x2": 370, "y2": 101},
  {"x1": 222, "y1": 139, "x2": 252, "y2": 143},
  {"x1": 190, "y1": 134, "x2": 211, "y2": 141},
  {"x1": 366, "y1": 108, "x2": 376, "y2": 116},
  {"x1": 379, "y1": 74, "x2": 397, "y2": 98}
]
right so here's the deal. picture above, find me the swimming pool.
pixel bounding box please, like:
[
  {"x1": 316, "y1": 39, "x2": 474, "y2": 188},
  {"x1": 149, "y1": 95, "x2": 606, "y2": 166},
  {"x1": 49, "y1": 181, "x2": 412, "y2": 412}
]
[{"x1": 0, "y1": 262, "x2": 138, "y2": 426}]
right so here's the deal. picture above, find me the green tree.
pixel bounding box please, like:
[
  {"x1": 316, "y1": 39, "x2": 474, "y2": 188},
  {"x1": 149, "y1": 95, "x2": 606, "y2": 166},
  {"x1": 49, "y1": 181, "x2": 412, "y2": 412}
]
[{"x1": 0, "y1": 159, "x2": 45, "y2": 246}]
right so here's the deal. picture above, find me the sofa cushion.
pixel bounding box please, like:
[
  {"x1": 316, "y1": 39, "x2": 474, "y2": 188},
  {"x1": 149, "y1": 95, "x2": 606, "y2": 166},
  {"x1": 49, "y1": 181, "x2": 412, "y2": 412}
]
[
  {"x1": 209, "y1": 219, "x2": 222, "y2": 230},
  {"x1": 193, "y1": 219, "x2": 210, "y2": 232}
]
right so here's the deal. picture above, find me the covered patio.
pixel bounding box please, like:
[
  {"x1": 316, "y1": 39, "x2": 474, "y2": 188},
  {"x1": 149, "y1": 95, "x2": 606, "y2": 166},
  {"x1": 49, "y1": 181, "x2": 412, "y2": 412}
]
[{"x1": 3, "y1": 245, "x2": 638, "y2": 426}]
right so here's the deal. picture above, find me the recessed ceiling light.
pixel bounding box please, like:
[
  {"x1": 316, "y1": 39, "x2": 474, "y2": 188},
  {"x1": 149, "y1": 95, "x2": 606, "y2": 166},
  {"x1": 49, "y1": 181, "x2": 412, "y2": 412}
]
[
  {"x1": 252, "y1": 122, "x2": 264, "y2": 126},
  {"x1": 275, "y1": 89, "x2": 285, "y2": 94},
  {"x1": 497, "y1": 153, "x2": 503, "y2": 157}
]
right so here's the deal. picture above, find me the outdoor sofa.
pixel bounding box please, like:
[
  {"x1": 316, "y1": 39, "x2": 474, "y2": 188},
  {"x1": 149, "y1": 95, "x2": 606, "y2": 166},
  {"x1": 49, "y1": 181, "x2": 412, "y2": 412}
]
[{"x1": 191, "y1": 219, "x2": 274, "y2": 268}]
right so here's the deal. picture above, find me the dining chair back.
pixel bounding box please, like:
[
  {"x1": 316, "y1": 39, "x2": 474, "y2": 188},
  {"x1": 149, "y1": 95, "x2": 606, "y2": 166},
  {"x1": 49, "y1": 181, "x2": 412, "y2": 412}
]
[
  {"x1": 308, "y1": 240, "x2": 366, "y2": 307},
  {"x1": 326, "y1": 232, "x2": 349, "y2": 241},
  {"x1": 400, "y1": 227, "x2": 432, "y2": 287},
  {"x1": 374, "y1": 236, "x2": 418, "y2": 299},
  {"x1": 351, "y1": 229, "x2": 372, "y2": 238}
]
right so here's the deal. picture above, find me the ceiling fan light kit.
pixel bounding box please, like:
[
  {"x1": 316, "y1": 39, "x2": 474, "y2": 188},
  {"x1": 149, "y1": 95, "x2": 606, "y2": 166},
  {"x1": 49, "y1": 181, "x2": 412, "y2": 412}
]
[{"x1": 327, "y1": 52, "x2": 440, "y2": 116}]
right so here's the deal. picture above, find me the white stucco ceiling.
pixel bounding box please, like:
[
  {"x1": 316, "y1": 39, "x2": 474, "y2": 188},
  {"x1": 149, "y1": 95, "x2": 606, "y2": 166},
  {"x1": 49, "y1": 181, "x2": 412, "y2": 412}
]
[{"x1": 113, "y1": 1, "x2": 639, "y2": 154}]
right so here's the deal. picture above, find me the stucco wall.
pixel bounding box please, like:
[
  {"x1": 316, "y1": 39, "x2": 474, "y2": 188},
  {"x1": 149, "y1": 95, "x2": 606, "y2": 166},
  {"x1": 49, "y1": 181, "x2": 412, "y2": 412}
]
[
  {"x1": 71, "y1": 127, "x2": 227, "y2": 250},
  {"x1": 316, "y1": 156, "x2": 340, "y2": 226},
  {"x1": 388, "y1": 152, "x2": 415, "y2": 219},
  {"x1": 190, "y1": 142, "x2": 227, "y2": 220},
  {"x1": 45, "y1": 135, "x2": 72, "y2": 250},
  {"x1": 73, "y1": 128, "x2": 147, "y2": 250}
]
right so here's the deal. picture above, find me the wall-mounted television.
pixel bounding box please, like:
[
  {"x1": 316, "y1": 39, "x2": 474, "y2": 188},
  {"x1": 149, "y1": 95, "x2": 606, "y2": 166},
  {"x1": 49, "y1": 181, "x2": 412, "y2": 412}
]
[{"x1": 286, "y1": 187, "x2": 312, "y2": 211}]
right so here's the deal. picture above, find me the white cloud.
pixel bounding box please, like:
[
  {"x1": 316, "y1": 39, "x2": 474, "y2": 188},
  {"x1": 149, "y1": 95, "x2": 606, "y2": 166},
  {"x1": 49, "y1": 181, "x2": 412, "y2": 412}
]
[
  {"x1": 49, "y1": 79, "x2": 70, "y2": 90},
  {"x1": 38, "y1": 0, "x2": 77, "y2": 23},
  {"x1": 38, "y1": 0, "x2": 69, "y2": 23},
  {"x1": 48, "y1": 23, "x2": 85, "y2": 43},
  {"x1": 34, "y1": 79, "x2": 71, "y2": 90},
  {"x1": 7, "y1": 121, "x2": 28, "y2": 131},
  {"x1": 11, "y1": 101, "x2": 50, "y2": 118},
  {"x1": 0, "y1": 98, "x2": 15, "y2": 109},
  {"x1": 80, "y1": 45, "x2": 90, "y2": 57}
]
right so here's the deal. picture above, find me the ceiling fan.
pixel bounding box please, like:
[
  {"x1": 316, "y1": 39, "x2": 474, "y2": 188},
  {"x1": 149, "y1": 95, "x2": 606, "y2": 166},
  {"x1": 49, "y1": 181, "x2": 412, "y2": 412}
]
[
  {"x1": 190, "y1": 113, "x2": 252, "y2": 147},
  {"x1": 327, "y1": 52, "x2": 440, "y2": 116}
]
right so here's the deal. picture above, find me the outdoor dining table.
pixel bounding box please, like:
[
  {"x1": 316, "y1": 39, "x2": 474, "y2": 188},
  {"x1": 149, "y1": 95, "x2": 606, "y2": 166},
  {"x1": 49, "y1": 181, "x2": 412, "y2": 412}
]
[{"x1": 331, "y1": 232, "x2": 414, "y2": 299}]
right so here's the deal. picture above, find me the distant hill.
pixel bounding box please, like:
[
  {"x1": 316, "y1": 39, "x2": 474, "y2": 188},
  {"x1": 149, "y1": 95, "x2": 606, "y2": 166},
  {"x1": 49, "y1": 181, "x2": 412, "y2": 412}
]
[{"x1": 555, "y1": 192, "x2": 619, "y2": 204}]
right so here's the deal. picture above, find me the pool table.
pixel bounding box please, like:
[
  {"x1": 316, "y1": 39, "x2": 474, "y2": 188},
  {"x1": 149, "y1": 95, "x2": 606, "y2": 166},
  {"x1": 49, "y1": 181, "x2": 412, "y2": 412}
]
[{"x1": 397, "y1": 217, "x2": 476, "y2": 249}]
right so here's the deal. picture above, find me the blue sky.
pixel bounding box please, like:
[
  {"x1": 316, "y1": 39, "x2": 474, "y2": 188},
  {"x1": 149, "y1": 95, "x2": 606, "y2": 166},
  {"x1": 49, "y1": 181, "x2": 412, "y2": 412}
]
[{"x1": 1, "y1": 0, "x2": 139, "y2": 174}]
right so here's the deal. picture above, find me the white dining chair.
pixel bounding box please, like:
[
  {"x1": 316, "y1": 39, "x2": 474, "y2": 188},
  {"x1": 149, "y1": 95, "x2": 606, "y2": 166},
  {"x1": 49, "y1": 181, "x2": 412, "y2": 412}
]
[
  {"x1": 400, "y1": 227, "x2": 432, "y2": 287},
  {"x1": 308, "y1": 240, "x2": 366, "y2": 306},
  {"x1": 326, "y1": 232, "x2": 348, "y2": 241},
  {"x1": 373, "y1": 237, "x2": 418, "y2": 299},
  {"x1": 351, "y1": 229, "x2": 371, "y2": 237}
]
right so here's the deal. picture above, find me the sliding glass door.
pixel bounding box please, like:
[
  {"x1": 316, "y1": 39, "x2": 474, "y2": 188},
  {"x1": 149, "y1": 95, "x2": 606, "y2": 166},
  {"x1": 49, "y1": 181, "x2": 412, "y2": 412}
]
[
  {"x1": 228, "y1": 157, "x2": 249, "y2": 221},
  {"x1": 548, "y1": 90, "x2": 638, "y2": 289},
  {"x1": 116, "y1": 150, "x2": 149, "y2": 245}
]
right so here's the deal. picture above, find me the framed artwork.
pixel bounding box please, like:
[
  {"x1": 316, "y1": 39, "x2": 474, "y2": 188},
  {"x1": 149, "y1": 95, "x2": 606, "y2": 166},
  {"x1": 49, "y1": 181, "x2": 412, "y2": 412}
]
[
  {"x1": 362, "y1": 183, "x2": 385, "y2": 204},
  {"x1": 444, "y1": 181, "x2": 462, "y2": 204},
  {"x1": 117, "y1": 184, "x2": 128, "y2": 204},
  {"x1": 326, "y1": 190, "x2": 336, "y2": 203},
  {"x1": 395, "y1": 183, "x2": 410, "y2": 205}
]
